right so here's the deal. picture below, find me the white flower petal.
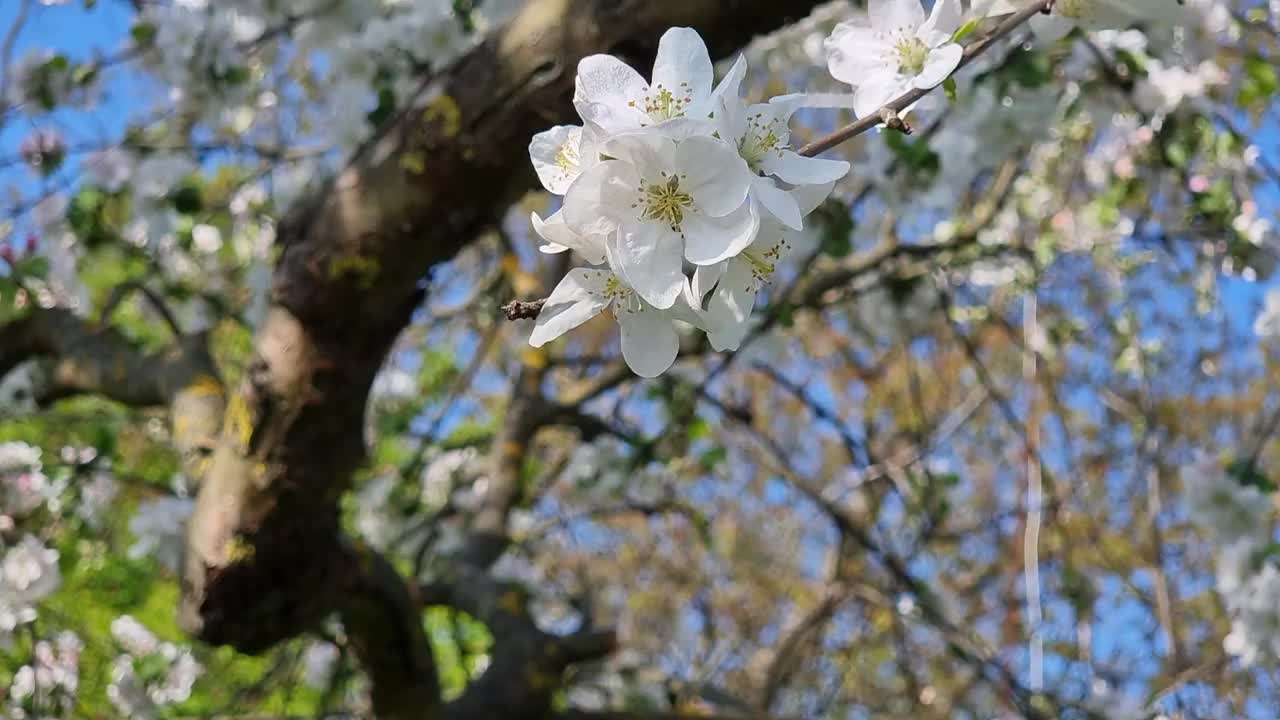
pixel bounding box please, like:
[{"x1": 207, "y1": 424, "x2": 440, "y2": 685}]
[
  {"x1": 677, "y1": 136, "x2": 751, "y2": 217},
  {"x1": 710, "y1": 54, "x2": 748, "y2": 107},
  {"x1": 869, "y1": 0, "x2": 926, "y2": 34},
  {"x1": 618, "y1": 306, "x2": 680, "y2": 378},
  {"x1": 825, "y1": 24, "x2": 895, "y2": 85},
  {"x1": 600, "y1": 131, "x2": 677, "y2": 174},
  {"x1": 692, "y1": 262, "x2": 726, "y2": 302},
  {"x1": 763, "y1": 151, "x2": 851, "y2": 186},
  {"x1": 529, "y1": 125, "x2": 582, "y2": 195},
  {"x1": 913, "y1": 44, "x2": 962, "y2": 89},
  {"x1": 1029, "y1": 14, "x2": 1075, "y2": 42},
  {"x1": 574, "y1": 55, "x2": 650, "y2": 133},
  {"x1": 853, "y1": 74, "x2": 906, "y2": 118},
  {"x1": 919, "y1": 0, "x2": 963, "y2": 39},
  {"x1": 683, "y1": 202, "x2": 759, "y2": 266},
  {"x1": 752, "y1": 178, "x2": 803, "y2": 231},
  {"x1": 531, "y1": 210, "x2": 607, "y2": 265},
  {"x1": 563, "y1": 161, "x2": 638, "y2": 235},
  {"x1": 651, "y1": 27, "x2": 713, "y2": 110},
  {"x1": 705, "y1": 260, "x2": 757, "y2": 351},
  {"x1": 646, "y1": 117, "x2": 718, "y2": 141},
  {"x1": 609, "y1": 222, "x2": 686, "y2": 309},
  {"x1": 793, "y1": 181, "x2": 837, "y2": 216},
  {"x1": 529, "y1": 268, "x2": 612, "y2": 347}
]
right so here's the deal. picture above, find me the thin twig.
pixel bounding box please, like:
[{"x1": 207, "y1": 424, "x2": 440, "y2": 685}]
[
  {"x1": 100, "y1": 280, "x2": 185, "y2": 337},
  {"x1": 502, "y1": 298, "x2": 545, "y2": 320}
]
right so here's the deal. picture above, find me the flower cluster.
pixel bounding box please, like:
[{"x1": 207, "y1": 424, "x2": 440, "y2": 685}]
[
  {"x1": 1184, "y1": 456, "x2": 1280, "y2": 665},
  {"x1": 0, "y1": 442, "x2": 55, "y2": 526},
  {"x1": 0, "y1": 534, "x2": 62, "y2": 647},
  {"x1": 107, "y1": 615, "x2": 204, "y2": 718},
  {"x1": 527, "y1": 27, "x2": 850, "y2": 376},
  {"x1": 4, "y1": 631, "x2": 81, "y2": 719}
]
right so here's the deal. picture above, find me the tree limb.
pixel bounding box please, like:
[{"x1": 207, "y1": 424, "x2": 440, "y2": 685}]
[{"x1": 169, "y1": 0, "x2": 828, "y2": 717}]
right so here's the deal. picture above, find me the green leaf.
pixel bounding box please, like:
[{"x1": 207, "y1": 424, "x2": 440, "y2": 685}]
[
  {"x1": 72, "y1": 63, "x2": 99, "y2": 87},
  {"x1": 169, "y1": 183, "x2": 203, "y2": 214},
  {"x1": 130, "y1": 21, "x2": 157, "y2": 48},
  {"x1": 699, "y1": 446, "x2": 727, "y2": 471},
  {"x1": 944, "y1": 77, "x2": 958, "y2": 102},
  {"x1": 687, "y1": 418, "x2": 712, "y2": 442},
  {"x1": 1227, "y1": 459, "x2": 1276, "y2": 493},
  {"x1": 950, "y1": 18, "x2": 980, "y2": 42},
  {"x1": 15, "y1": 255, "x2": 50, "y2": 280}
]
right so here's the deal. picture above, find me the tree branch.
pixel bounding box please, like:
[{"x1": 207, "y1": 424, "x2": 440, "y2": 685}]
[
  {"x1": 167, "y1": 1, "x2": 829, "y2": 717},
  {"x1": 0, "y1": 307, "x2": 223, "y2": 477}
]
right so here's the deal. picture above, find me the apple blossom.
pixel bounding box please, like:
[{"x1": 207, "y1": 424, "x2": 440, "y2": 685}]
[
  {"x1": 573, "y1": 27, "x2": 745, "y2": 134},
  {"x1": 563, "y1": 131, "x2": 755, "y2": 308},
  {"x1": 530, "y1": 265, "x2": 707, "y2": 378},
  {"x1": 825, "y1": 0, "x2": 965, "y2": 118}
]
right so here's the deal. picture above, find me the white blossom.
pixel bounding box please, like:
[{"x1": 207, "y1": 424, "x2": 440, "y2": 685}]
[
  {"x1": 714, "y1": 94, "x2": 850, "y2": 229},
  {"x1": 191, "y1": 223, "x2": 223, "y2": 254},
  {"x1": 695, "y1": 182, "x2": 836, "y2": 351},
  {"x1": 1031, "y1": 0, "x2": 1185, "y2": 43},
  {"x1": 1256, "y1": 289, "x2": 1280, "y2": 339},
  {"x1": 563, "y1": 131, "x2": 755, "y2": 308},
  {"x1": 302, "y1": 641, "x2": 341, "y2": 688},
  {"x1": 128, "y1": 497, "x2": 195, "y2": 572},
  {"x1": 78, "y1": 471, "x2": 120, "y2": 528},
  {"x1": 112, "y1": 615, "x2": 160, "y2": 656},
  {"x1": 0, "y1": 535, "x2": 61, "y2": 645},
  {"x1": 530, "y1": 265, "x2": 707, "y2": 377},
  {"x1": 573, "y1": 27, "x2": 743, "y2": 135},
  {"x1": 825, "y1": 0, "x2": 965, "y2": 118}
]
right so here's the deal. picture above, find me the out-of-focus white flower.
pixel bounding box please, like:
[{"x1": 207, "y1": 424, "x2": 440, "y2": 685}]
[
  {"x1": 1255, "y1": 289, "x2": 1280, "y2": 339},
  {"x1": 1031, "y1": 0, "x2": 1185, "y2": 43},
  {"x1": 86, "y1": 148, "x2": 135, "y2": 192},
  {"x1": 302, "y1": 641, "x2": 340, "y2": 688},
  {"x1": 78, "y1": 471, "x2": 119, "y2": 528},
  {"x1": 0, "y1": 535, "x2": 61, "y2": 645},
  {"x1": 191, "y1": 224, "x2": 223, "y2": 254},
  {"x1": 127, "y1": 497, "x2": 195, "y2": 572},
  {"x1": 112, "y1": 615, "x2": 160, "y2": 656}
]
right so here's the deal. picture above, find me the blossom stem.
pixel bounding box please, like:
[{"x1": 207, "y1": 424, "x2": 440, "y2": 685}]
[{"x1": 797, "y1": 0, "x2": 1055, "y2": 158}]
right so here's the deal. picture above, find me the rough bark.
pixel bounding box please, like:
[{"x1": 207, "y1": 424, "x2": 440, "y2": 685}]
[{"x1": 178, "y1": 2, "x2": 824, "y2": 717}]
